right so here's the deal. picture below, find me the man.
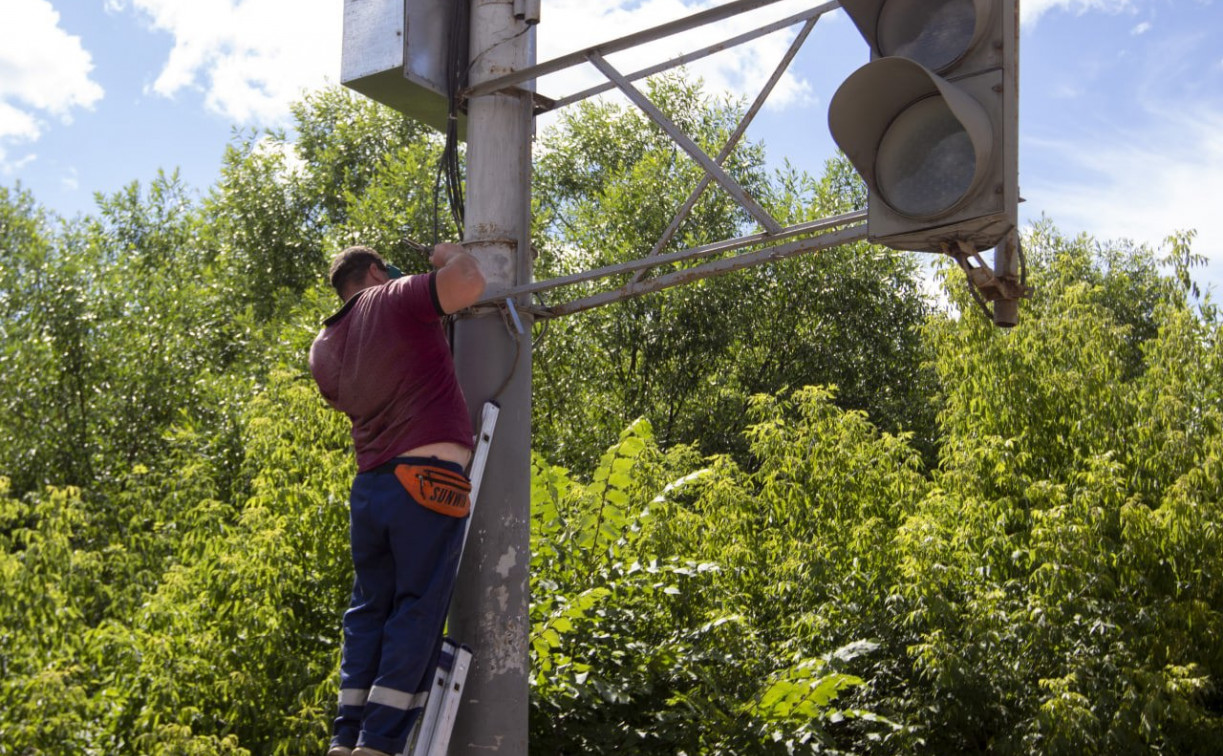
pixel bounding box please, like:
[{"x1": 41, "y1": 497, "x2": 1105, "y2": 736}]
[{"x1": 309, "y1": 243, "x2": 485, "y2": 756}]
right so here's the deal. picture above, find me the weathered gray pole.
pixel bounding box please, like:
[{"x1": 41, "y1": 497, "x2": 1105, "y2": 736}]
[{"x1": 449, "y1": 0, "x2": 534, "y2": 753}]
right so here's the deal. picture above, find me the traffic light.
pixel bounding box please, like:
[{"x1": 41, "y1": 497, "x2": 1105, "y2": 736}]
[{"x1": 829, "y1": 0, "x2": 1018, "y2": 257}]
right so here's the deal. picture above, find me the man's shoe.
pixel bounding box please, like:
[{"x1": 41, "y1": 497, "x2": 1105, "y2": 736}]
[
  {"x1": 327, "y1": 747, "x2": 353, "y2": 756},
  {"x1": 352, "y1": 748, "x2": 392, "y2": 756}
]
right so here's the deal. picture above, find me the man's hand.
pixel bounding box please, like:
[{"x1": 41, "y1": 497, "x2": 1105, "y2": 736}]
[
  {"x1": 431, "y1": 242, "x2": 486, "y2": 314},
  {"x1": 429, "y1": 242, "x2": 465, "y2": 269}
]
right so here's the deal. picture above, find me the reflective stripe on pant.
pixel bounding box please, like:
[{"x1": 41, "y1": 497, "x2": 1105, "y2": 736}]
[{"x1": 332, "y1": 458, "x2": 468, "y2": 755}]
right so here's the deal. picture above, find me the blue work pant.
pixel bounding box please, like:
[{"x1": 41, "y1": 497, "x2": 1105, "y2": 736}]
[{"x1": 333, "y1": 457, "x2": 469, "y2": 755}]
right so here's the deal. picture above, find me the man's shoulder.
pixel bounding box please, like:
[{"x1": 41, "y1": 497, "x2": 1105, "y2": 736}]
[
  {"x1": 386, "y1": 271, "x2": 435, "y2": 294},
  {"x1": 382, "y1": 272, "x2": 442, "y2": 319}
]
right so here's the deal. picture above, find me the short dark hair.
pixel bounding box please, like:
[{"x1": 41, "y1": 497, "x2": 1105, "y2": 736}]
[{"x1": 328, "y1": 246, "x2": 386, "y2": 296}]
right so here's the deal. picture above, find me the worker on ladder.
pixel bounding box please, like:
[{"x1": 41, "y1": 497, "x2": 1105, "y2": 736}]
[{"x1": 309, "y1": 243, "x2": 485, "y2": 756}]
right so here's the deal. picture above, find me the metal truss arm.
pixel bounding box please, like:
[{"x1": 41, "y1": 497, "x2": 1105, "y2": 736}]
[
  {"x1": 548, "y1": 2, "x2": 839, "y2": 111},
  {"x1": 465, "y1": 0, "x2": 804, "y2": 97},
  {"x1": 473, "y1": 210, "x2": 866, "y2": 310},
  {"x1": 587, "y1": 52, "x2": 783, "y2": 234},
  {"x1": 549, "y1": 223, "x2": 868, "y2": 317},
  {"x1": 638, "y1": 11, "x2": 820, "y2": 281}
]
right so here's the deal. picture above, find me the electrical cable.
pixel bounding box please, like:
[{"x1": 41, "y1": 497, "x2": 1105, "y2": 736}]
[
  {"x1": 942, "y1": 240, "x2": 1002, "y2": 324},
  {"x1": 965, "y1": 279, "x2": 994, "y2": 321},
  {"x1": 1017, "y1": 236, "x2": 1028, "y2": 289},
  {"x1": 452, "y1": 0, "x2": 470, "y2": 229},
  {"x1": 436, "y1": 12, "x2": 530, "y2": 242},
  {"x1": 431, "y1": 9, "x2": 539, "y2": 387},
  {"x1": 431, "y1": 0, "x2": 468, "y2": 361},
  {"x1": 478, "y1": 303, "x2": 521, "y2": 403},
  {"x1": 436, "y1": 0, "x2": 469, "y2": 239}
]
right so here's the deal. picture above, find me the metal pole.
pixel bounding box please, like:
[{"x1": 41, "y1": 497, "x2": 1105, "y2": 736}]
[{"x1": 449, "y1": 0, "x2": 533, "y2": 753}]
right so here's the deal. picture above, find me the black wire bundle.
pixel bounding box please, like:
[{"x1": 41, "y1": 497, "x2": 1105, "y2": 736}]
[{"x1": 433, "y1": 0, "x2": 470, "y2": 243}]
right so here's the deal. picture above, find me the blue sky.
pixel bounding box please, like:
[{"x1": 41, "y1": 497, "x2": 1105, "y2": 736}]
[{"x1": 3, "y1": 0, "x2": 1222, "y2": 291}]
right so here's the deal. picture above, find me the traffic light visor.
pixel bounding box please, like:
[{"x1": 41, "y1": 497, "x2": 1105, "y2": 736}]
[
  {"x1": 879, "y1": 0, "x2": 978, "y2": 71},
  {"x1": 829, "y1": 57, "x2": 994, "y2": 220},
  {"x1": 840, "y1": 0, "x2": 994, "y2": 75}
]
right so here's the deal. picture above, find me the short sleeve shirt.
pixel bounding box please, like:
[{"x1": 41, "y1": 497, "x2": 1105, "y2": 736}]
[{"x1": 309, "y1": 273, "x2": 473, "y2": 472}]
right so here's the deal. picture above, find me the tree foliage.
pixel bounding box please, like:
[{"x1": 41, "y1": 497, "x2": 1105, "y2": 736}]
[
  {"x1": 2, "y1": 78, "x2": 1222, "y2": 755},
  {"x1": 531, "y1": 75, "x2": 935, "y2": 470}
]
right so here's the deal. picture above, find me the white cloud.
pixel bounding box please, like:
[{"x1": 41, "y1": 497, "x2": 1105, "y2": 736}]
[
  {"x1": 1022, "y1": 0, "x2": 1136, "y2": 26},
  {"x1": 0, "y1": 0, "x2": 103, "y2": 165},
  {"x1": 1025, "y1": 105, "x2": 1223, "y2": 286},
  {"x1": 125, "y1": 0, "x2": 341, "y2": 125},
  {"x1": 1051, "y1": 83, "x2": 1084, "y2": 99},
  {"x1": 0, "y1": 101, "x2": 41, "y2": 143},
  {"x1": 0, "y1": 147, "x2": 37, "y2": 176},
  {"x1": 122, "y1": 0, "x2": 819, "y2": 129},
  {"x1": 1132, "y1": 21, "x2": 1153, "y2": 35},
  {"x1": 60, "y1": 167, "x2": 79, "y2": 192},
  {"x1": 536, "y1": 0, "x2": 817, "y2": 111}
]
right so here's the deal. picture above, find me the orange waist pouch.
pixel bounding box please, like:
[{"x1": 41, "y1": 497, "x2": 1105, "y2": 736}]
[{"x1": 394, "y1": 464, "x2": 472, "y2": 518}]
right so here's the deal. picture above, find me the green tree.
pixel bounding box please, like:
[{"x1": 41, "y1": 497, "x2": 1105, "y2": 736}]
[
  {"x1": 0, "y1": 185, "x2": 97, "y2": 492},
  {"x1": 886, "y1": 224, "x2": 1223, "y2": 754},
  {"x1": 531, "y1": 75, "x2": 934, "y2": 472},
  {"x1": 7, "y1": 73, "x2": 1223, "y2": 756},
  {"x1": 529, "y1": 400, "x2": 902, "y2": 754}
]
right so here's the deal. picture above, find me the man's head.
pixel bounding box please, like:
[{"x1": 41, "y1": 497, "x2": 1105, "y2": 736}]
[{"x1": 329, "y1": 246, "x2": 388, "y2": 301}]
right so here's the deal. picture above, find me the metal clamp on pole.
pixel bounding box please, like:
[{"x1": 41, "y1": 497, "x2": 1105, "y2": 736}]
[{"x1": 513, "y1": 0, "x2": 540, "y2": 24}]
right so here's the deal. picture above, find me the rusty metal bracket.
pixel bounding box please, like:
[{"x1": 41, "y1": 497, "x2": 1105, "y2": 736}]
[{"x1": 943, "y1": 239, "x2": 1032, "y2": 303}]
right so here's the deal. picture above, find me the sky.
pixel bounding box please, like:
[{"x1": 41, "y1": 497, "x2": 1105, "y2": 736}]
[{"x1": 3, "y1": 0, "x2": 1222, "y2": 292}]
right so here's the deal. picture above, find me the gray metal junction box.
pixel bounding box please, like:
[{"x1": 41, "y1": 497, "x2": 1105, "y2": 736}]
[{"x1": 341, "y1": 0, "x2": 466, "y2": 136}]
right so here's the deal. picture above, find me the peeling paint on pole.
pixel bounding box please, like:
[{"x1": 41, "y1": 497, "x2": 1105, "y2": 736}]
[
  {"x1": 495, "y1": 546, "x2": 518, "y2": 578},
  {"x1": 463, "y1": 239, "x2": 518, "y2": 295}
]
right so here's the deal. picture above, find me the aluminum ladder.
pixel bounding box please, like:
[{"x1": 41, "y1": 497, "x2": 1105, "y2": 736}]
[{"x1": 403, "y1": 400, "x2": 499, "y2": 756}]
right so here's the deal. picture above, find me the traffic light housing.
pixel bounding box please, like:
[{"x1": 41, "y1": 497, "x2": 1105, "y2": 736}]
[{"x1": 829, "y1": 0, "x2": 1018, "y2": 256}]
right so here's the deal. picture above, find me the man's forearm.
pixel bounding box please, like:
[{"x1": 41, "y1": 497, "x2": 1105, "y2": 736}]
[{"x1": 432, "y1": 242, "x2": 486, "y2": 312}]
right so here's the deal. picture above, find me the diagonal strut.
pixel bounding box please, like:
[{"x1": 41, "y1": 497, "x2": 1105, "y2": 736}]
[
  {"x1": 587, "y1": 51, "x2": 784, "y2": 236},
  {"x1": 636, "y1": 13, "x2": 820, "y2": 282}
]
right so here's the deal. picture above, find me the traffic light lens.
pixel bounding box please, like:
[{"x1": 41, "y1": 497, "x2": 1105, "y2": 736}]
[
  {"x1": 876, "y1": 95, "x2": 975, "y2": 218},
  {"x1": 877, "y1": 0, "x2": 976, "y2": 72}
]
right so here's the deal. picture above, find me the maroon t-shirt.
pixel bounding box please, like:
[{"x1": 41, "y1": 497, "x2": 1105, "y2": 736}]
[{"x1": 309, "y1": 273, "x2": 473, "y2": 472}]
